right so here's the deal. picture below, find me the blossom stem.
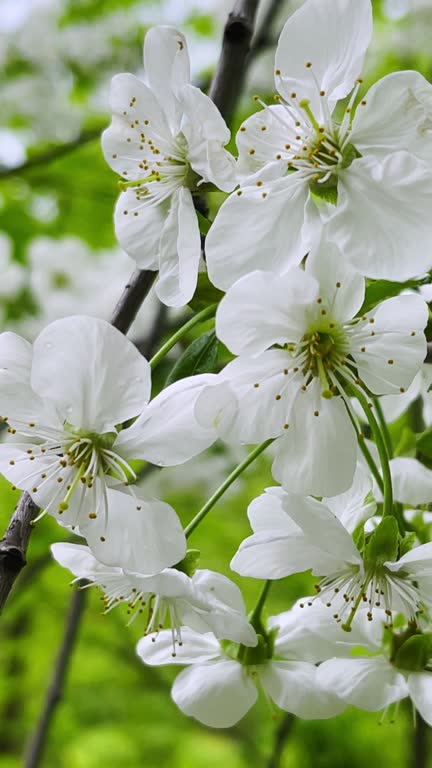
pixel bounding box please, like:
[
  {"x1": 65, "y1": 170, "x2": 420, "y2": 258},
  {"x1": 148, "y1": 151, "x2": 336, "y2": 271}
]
[
  {"x1": 344, "y1": 399, "x2": 384, "y2": 492},
  {"x1": 149, "y1": 304, "x2": 218, "y2": 370},
  {"x1": 353, "y1": 386, "x2": 395, "y2": 524},
  {"x1": 373, "y1": 398, "x2": 394, "y2": 459},
  {"x1": 249, "y1": 579, "x2": 272, "y2": 630},
  {"x1": 185, "y1": 438, "x2": 274, "y2": 538}
]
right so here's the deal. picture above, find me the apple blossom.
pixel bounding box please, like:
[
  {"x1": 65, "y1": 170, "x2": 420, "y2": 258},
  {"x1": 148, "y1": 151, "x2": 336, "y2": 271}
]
[
  {"x1": 206, "y1": 0, "x2": 432, "y2": 289},
  {"x1": 198, "y1": 242, "x2": 427, "y2": 495},
  {"x1": 0, "y1": 316, "x2": 221, "y2": 534},
  {"x1": 102, "y1": 25, "x2": 236, "y2": 307},
  {"x1": 136, "y1": 606, "x2": 346, "y2": 728},
  {"x1": 51, "y1": 542, "x2": 256, "y2": 648}
]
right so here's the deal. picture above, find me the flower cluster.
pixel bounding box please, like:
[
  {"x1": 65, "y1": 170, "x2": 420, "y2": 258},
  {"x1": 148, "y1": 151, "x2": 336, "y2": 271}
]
[{"x1": 3, "y1": 0, "x2": 432, "y2": 732}]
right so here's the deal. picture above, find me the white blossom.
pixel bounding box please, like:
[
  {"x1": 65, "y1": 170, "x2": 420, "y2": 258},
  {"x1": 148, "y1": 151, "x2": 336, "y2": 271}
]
[
  {"x1": 102, "y1": 25, "x2": 236, "y2": 307},
  {"x1": 197, "y1": 242, "x2": 427, "y2": 495},
  {"x1": 205, "y1": 0, "x2": 432, "y2": 289}
]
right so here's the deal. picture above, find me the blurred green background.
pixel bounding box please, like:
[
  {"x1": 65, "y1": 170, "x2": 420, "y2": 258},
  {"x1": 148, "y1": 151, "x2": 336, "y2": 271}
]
[{"x1": 0, "y1": 0, "x2": 431, "y2": 765}]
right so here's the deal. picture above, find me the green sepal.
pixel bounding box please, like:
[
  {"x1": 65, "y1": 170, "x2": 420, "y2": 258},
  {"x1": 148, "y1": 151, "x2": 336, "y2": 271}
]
[
  {"x1": 364, "y1": 516, "x2": 399, "y2": 567},
  {"x1": 165, "y1": 330, "x2": 219, "y2": 386},
  {"x1": 310, "y1": 177, "x2": 338, "y2": 205},
  {"x1": 188, "y1": 272, "x2": 224, "y2": 313},
  {"x1": 352, "y1": 520, "x2": 366, "y2": 553},
  {"x1": 394, "y1": 634, "x2": 432, "y2": 672},
  {"x1": 399, "y1": 532, "x2": 416, "y2": 559},
  {"x1": 341, "y1": 142, "x2": 361, "y2": 169},
  {"x1": 174, "y1": 549, "x2": 201, "y2": 577},
  {"x1": 360, "y1": 276, "x2": 430, "y2": 315}
]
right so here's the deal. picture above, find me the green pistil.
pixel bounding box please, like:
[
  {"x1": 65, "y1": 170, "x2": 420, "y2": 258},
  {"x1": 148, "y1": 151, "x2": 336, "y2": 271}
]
[
  {"x1": 118, "y1": 173, "x2": 160, "y2": 190},
  {"x1": 316, "y1": 356, "x2": 333, "y2": 399},
  {"x1": 299, "y1": 98, "x2": 321, "y2": 133},
  {"x1": 341, "y1": 588, "x2": 365, "y2": 633}
]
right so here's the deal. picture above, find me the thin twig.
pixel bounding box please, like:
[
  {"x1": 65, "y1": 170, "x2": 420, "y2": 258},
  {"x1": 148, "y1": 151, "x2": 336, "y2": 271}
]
[
  {"x1": 24, "y1": 587, "x2": 87, "y2": 768},
  {"x1": 267, "y1": 713, "x2": 295, "y2": 768},
  {"x1": 0, "y1": 127, "x2": 103, "y2": 178},
  {"x1": 209, "y1": 0, "x2": 261, "y2": 122},
  {"x1": 250, "y1": 0, "x2": 282, "y2": 56}
]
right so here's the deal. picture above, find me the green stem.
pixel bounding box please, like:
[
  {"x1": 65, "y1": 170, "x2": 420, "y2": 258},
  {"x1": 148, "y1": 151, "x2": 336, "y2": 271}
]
[
  {"x1": 249, "y1": 580, "x2": 272, "y2": 629},
  {"x1": 374, "y1": 398, "x2": 393, "y2": 459},
  {"x1": 344, "y1": 399, "x2": 384, "y2": 493},
  {"x1": 185, "y1": 439, "x2": 273, "y2": 538},
  {"x1": 353, "y1": 386, "x2": 395, "y2": 523},
  {"x1": 149, "y1": 303, "x2": 217, "y2": 370}
]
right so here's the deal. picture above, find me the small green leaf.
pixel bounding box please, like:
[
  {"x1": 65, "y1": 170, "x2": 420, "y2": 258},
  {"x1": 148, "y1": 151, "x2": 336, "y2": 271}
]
[
  {"x1": 165, "y1": 330, "x2": 219, "y2": 386},
  {"x1": 417, "y1": 428, "x2": 432, "y2": 459},
  {"x1": 360, "y1": 277, "x2": 428, "y2": 315},
  {"x1": 188, "y1": 272, "x2": 224, "y2": 312},
  {"x1": 394, "y1": 634, "x2": 431, "y2": 672}
]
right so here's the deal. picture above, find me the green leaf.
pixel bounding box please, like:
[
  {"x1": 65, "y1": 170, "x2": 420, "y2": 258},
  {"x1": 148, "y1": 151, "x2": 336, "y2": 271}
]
[
  {"x1": 399, "y1": 531, "x2": 416, "y2": 558},
  {"x1": 417, "y1": 428, "x2": 432, "y2": 459},
  {"x1": 188, "y1": 272, "x2": 224, "y2": 312},
  {"x1": 165, "y1": 330, "x2": 219, "y2": 386},
  {"x1": 394, "y1": 634, "x2": 432, "y2": 672},
  {"x1": 394, "y1": 426, "x2": 417, "y2": 458},
  {"x1": 364, "y1": 516, "x2": 399, "y2": 566},
  {"x1": 360, "y1": 277, "x2": 428, "y2": 315},
  {"x1": 196, "y1": 210, "x2": 211, "y2": 236}
]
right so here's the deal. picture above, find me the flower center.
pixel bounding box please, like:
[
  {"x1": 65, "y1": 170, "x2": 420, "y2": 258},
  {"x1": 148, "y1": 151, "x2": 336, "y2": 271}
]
[{"x1": 290, "y1": 319, "x2": 349, "y2": 397}]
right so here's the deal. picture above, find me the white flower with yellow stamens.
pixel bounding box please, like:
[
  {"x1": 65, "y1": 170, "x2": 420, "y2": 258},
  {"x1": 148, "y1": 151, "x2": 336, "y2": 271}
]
[
  {"x1": 0, "y1": 315, "x2": 221, "y2": 557},
  {"x1": 197, "y1": 241, "x2": 427, "y2": 495},
  {"x1": 206, "y1": 0, "x2": 432, "y2": 289},
  {"x1": 102, "y1": 25, "x2": 236, "y2": 307}
]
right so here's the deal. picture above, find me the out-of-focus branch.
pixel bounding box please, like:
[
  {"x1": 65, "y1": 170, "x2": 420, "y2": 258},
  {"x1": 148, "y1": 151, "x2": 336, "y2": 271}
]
[
  {"x1": 413, "y1": 711, "x2": 429, "y2": 768},
  {"x1": 209, "y1": 0, "x2": 261, "y2": 122},
  {"x1": 24, "y1": 587, "x2": 87, "y2": 768},
  {"x1": 425, "y1": 343, "x2": 432, "y2": 363},
  {"x1": 251, "y1": 0, "x2": 282, "y2": 57},
  {"x1": 0, "y1": 127, "x2": 103, "y2": 178},
  {"x1": 267, "y1": 713, "x2": 295, "y2": 768}
]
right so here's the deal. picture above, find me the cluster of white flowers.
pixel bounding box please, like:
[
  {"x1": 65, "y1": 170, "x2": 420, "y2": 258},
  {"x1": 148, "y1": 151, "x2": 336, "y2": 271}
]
[{"x1": 4, "y1": 0, "x2": 432, "y2": 730}]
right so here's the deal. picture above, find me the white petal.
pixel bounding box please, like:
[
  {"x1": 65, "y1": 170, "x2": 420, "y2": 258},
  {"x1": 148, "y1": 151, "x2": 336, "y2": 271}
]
[
  {"x1": 408, "y1": 673, "x2": 432, "y2": 726},
  {"x1": 352, "y1": 71, "x2": 432, "y2": 165},
  {"x1": 231, "y1": 530, "x2": 308, "y2": 580},
  {"x1": 155, "y1": 187, "x2": 201, "y2": 307},
  {"x1": 213, "y1": 352, "x2": 298, "y2": 444},
  {"x1": 327, "y1": 152, "x2": 432, "y2": 280},
  {"x1": 137, "y1": 628, "x2": 220, "y2": 665},
  {"x1": 275, "y1": 0, "x2": 372, "y2": 115},
  {"x1": 317, "y1": 657, "x2": 407, "y2": 711},
  {"x1": 144, "y1": 26, "x2": 190, "y2": 130},
  {"x1": 31, "y1": 316, "x2": 151, "y2": 432},
  {"x1": 386, "y1": 541, "x2": 432, "y2": 576},
  {"x1": 80, "y1": 489, "x2": 186, "y2": 574},
  {"x1": 216, "y1": 267, "x2": 318, "y2": 356},
  {"x1": 236, "y1": 106, "x2": 295, "y2": 181},
  {"x1": 306, "y1": 240, "x2": 365, "y2": 323},
  {"x1": 261, "y1": 661, "x2": 346, "y2": 719},
  {"x1": 379, "y1": 372, "x2": 422, "y2": 424},
  {"x1": 114, "y1": 190, "x2": 164, "y2": 269},
  {"x1": 247, "y1": 487, "x2": 300, "y2": 533},
  {"x1": 390, "y1": 457, "x2": 432, "y2": 506},
  {"x1": 206, "y1": 175, "x2": 310, "y2": 291},
  {"x1": 188, "y1": 570, "x2": 257, "y2": 646},
  {"x1": 272, "y1": 382, "x2": 357, "y2": 496},
  {"x1": 0, "y1": 331, "x2": 32, "y2": 381},
  {"x1": 116, "y1": 374, "x2": 218, "y2": 465},
  {"x1": 172, "y1": 660, "x2": 257, "y2": 728},
  {"x1": 51, "y1": 542, "x2": 121, "y2": 580},
  {"x1": 323, "y1": 462, "x2": 376, "y2": 534},
  {"x1": 271, "y1": 600, "x2": 377, "y2": 662},
  {"x1": 352, "y1": 295, "x2": 427, "y2": 395}
]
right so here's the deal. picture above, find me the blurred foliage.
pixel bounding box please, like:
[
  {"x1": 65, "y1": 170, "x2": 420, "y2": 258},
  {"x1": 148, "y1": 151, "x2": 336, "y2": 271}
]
[{"x1": 1, "y1": 0, "x2": 432, "y2": 766}]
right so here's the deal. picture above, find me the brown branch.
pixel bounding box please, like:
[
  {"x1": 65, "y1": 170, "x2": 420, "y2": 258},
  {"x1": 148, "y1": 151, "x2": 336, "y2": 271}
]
[
  {"x1": 0, "y1": 494, "x2": 39, "y2": 615},
  {"x1": 24, "y1": 587, "x2": 87, "y2": 768},
  {"x1": 209, "y1": 0, "x2": 261, "y2": 122}
]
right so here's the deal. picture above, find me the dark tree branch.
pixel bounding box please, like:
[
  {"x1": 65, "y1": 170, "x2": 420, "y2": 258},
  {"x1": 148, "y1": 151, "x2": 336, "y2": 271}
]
[
  {"x1": 110, "y1": 269, "x2": 156, "y2": 334},
  {"x1": 250, "y1": 0, "x2": 282, "y2": 57},
  {"x1": 24, "y1": 587, "x2": 87, "y2": 768},
  {"x1": 267, "y1": 713, "x2": 295, "y2": 768},
  {"x1": 0, "y1": 494, "x2": 39, "y2": 615},
  {"x1": 209, "y1": 0, "x2": 261, "y2": 122},
  {"x1": 425, "y1": 343, "x2": 432, "y2": 363}
]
